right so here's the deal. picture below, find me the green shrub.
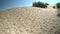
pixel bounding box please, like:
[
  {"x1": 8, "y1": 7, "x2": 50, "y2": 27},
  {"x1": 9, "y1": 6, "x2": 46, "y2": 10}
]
[
  {"x1": 56, "y1": 3, "x2": 60, "y2": 9},
  {"x1": 32, "y1": 1, "x2": 49, "y2": 8},
  {"x1": 45, "y1": 3, "x2": 49, "y2": 6}
]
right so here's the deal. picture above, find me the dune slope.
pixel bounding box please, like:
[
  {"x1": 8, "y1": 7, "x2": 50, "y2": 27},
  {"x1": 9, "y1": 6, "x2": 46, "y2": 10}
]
[{"x1": 0, "y1": 7, "x2": 60, "y2": 34}]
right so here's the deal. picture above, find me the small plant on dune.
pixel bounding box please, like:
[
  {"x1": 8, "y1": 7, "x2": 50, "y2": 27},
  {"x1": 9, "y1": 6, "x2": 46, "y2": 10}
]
[
  {"x1": 53, "y1": 6, "x2": 55, "y2": 9},
  {"x1": 56, "y1": 3, "x2": 60, "y2": 9},
  {"x1": 32, "y1": 1, "x2": 49, "y2": 8}
]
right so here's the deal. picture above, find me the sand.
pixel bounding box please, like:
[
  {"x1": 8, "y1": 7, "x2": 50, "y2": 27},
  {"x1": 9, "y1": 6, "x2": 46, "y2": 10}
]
[{"x1": 0, "y1": 7, "x2": 60, "y2": 34}]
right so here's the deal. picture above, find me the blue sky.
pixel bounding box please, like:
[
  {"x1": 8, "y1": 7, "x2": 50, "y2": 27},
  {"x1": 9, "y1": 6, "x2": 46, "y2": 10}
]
[{"x1": 0, "y1": 0, "x2": 60, "y2": 10}]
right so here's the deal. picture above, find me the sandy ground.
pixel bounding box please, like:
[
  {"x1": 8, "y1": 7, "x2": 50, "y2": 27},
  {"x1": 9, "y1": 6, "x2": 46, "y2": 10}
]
[{"x1": 0, "y1": 7, "x2": 60, "y2": 34}]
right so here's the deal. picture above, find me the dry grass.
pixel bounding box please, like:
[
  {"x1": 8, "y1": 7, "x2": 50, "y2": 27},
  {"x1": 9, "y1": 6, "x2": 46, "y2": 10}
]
[{"x1": 0, "y1": 7, "x2": 60, "y2": 34}]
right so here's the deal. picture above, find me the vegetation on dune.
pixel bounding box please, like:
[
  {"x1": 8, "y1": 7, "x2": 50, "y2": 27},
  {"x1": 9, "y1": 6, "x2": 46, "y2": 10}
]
[
  {"x1": 45, "y1": 3, "x2": 49, "y2": 6},
  {"x1": 56, "y1": 2, "x2": 60, "y2": 17},
  {"x1": 53, "y1": 6, "x2": 55, "y2": 8},
  {"x1": 32, "y1": 1, "x2": 49, "y2": 8},
  {"x1": 32, "y1": 1, "x2": 60, "y2": 9},
  {"x1": 56, "y1": 3, "x2": 60, "y2": 9}
]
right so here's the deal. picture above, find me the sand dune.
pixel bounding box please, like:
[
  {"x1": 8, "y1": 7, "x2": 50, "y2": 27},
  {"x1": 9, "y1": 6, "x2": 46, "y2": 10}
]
[{"x1": 0, "y1": 7, "x2": 60, "y2": 34}]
